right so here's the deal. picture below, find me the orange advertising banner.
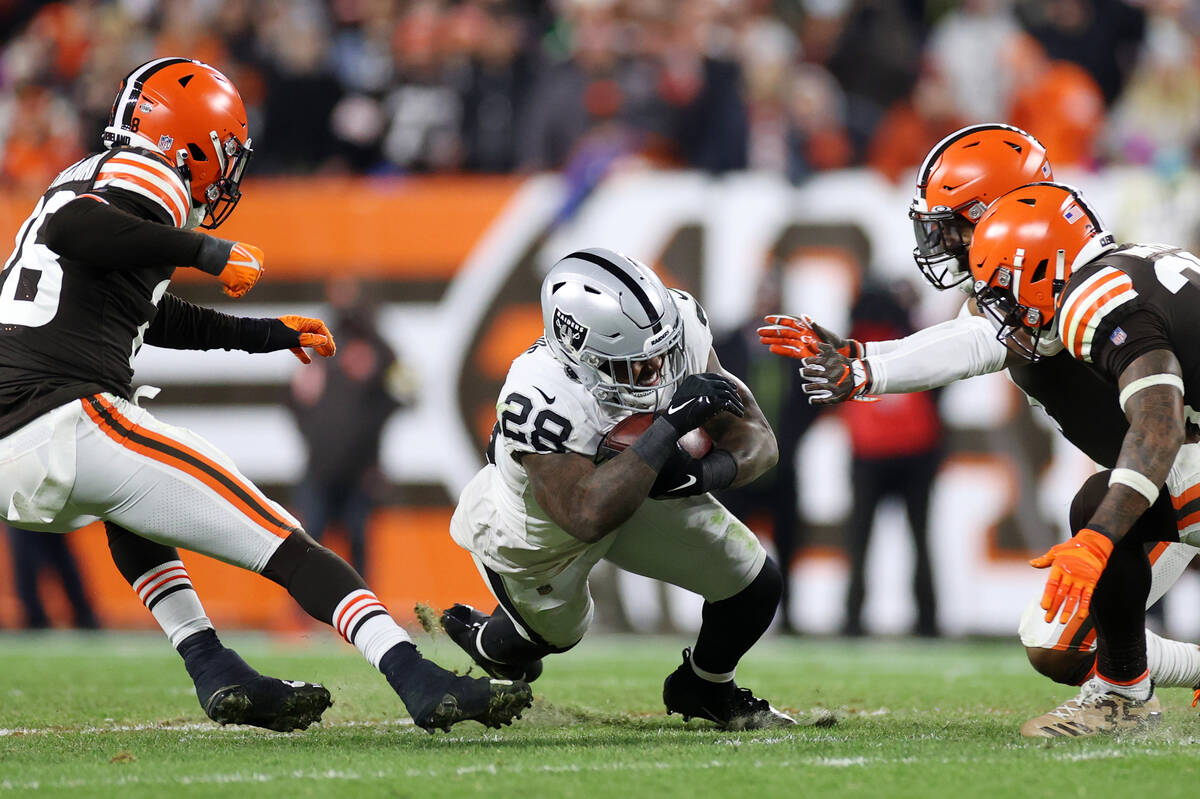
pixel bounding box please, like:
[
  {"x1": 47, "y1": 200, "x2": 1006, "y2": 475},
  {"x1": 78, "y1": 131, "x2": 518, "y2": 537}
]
[{"x1": 0, "y1": 175, "x2": 523, "y2": 279}]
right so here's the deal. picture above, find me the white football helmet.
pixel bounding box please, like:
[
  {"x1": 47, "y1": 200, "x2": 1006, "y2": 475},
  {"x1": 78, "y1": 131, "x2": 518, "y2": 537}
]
[{"x1": 540, "y1": 248, "x2": 687, "y2": 411}]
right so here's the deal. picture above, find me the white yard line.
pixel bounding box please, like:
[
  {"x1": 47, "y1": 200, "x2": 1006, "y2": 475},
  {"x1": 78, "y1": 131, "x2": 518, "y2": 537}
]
[
  {"x1": 1, "y1": 747, "x2": 1188, "y2": 793},
  {"x1": 0, "y1": 718, "x2": 416, "y2": 737}
]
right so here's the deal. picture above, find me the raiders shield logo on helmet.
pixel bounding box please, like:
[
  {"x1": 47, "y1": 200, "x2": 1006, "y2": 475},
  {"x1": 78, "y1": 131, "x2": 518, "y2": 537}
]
[{"x1": 552, "y1": 307, "x2": 589, "y2": 353}]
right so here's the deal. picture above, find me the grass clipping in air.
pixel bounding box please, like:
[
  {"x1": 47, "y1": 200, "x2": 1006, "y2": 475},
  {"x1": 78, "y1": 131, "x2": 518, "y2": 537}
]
[{"x1": 414, "y1": 602, "x2": 442, "y2": 636}]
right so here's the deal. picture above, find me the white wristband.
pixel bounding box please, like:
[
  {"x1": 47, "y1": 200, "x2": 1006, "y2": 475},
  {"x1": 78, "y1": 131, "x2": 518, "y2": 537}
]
[
  {"x1": 1108, "y1": 468, "x2": 1160, "y2": 504},
  {"x1": 1118, "y1": 374, "x2": 1184, "y2": 412}
]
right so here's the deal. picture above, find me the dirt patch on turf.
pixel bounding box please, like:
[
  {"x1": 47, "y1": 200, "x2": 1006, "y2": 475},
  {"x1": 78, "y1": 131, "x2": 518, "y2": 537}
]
[{"x1": 519, "y1": 700, "x2": 662, "y2": 728}]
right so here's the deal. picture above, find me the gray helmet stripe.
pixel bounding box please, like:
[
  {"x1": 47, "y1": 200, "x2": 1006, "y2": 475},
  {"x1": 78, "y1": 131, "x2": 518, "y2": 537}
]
[{"x1": 567, "y1": 250, "x2": 664, "y2": 333}]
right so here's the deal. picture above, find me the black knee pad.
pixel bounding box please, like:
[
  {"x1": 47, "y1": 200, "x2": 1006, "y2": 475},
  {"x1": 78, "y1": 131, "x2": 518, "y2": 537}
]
[
  {"x1": 708, "y1": 555, "x2": 783, "y2": 610},
  {"x1": 1068, "y1": 472, "x2": 1112, "y2": 533}
]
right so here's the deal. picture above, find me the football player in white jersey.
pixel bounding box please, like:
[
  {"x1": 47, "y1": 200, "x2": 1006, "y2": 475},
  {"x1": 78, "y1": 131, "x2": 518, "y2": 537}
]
[
  {"x1": 757, "y1": 124, "x2": 1200, "y2": 706},
  {"x1": 441, "y1": 247, "x2": 794, "y2": 730}
]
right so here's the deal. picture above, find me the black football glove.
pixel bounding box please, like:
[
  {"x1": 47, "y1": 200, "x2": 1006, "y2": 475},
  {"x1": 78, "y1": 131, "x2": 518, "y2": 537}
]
[
  {"x1": 799, "y1": 343, "x2": 874, "y2": 405},
  {"x1": 808, "y1": 318, "x2": 864, "y2": 359},
  {"x1": 649, "y1": 446, "x2": 738, "y2": 500},
  {"x1": 660, "y1": 373, "x2": 744, "y2": 435}
]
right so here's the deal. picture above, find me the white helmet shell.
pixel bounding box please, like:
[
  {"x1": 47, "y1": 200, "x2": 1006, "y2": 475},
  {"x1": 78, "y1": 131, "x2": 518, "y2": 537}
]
[{"x1": 540, "y1": 248, "x2": 686, "y2": 411}]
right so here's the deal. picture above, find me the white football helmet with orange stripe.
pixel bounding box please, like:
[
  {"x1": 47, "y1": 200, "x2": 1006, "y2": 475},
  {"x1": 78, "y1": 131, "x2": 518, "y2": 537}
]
[
  {"x1": 103, "y1": 57, "x2": 252, "y2": 229},
  {"x1": 967, "y1": 182, "x2": 1118, "y2": 361}
]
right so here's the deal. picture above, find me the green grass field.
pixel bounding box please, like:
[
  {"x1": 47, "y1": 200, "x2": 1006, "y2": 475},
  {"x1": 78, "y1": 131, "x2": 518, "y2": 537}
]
[{"x1": 2, "y1": 632, "x2": 1199, "y2": 798}]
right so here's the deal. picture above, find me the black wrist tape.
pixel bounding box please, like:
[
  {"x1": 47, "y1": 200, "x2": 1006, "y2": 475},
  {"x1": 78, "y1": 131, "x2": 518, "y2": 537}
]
[
  {"x1": 195, "y1": 236, "x2": 235, "y2": 276},
  {"x1": 700, "y1": 448, "x2": 738, "y2": 491},
  {"x1": 257, "y1": 318, "x2": 302, "y2": 353},
  {"x1": 630, "y1": 416, "x2": 681, "y2": 472},
  {"x1": 1086, "y1": 523, "x2": 1118, "y2": 545}
]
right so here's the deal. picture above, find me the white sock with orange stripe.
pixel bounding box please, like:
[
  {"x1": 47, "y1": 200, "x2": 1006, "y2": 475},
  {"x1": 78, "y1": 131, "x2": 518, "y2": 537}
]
[
  {"x1": 332, "y1": 589, "x2": 412, "y2": 668},
  {"x1": 1094, "y1": 668, "x2": 1152, "y2": 701},
  {"x1": 1146, "y1": 629, "x2": 1200, "y2": 688},
  {"x1": 132, "y1": 560, "x2": 213, "y2": 647}
]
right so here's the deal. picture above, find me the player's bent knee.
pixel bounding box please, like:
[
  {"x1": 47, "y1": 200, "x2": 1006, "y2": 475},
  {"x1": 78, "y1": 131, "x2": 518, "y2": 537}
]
[
  {"x1": 709, "y1": 555, "x2": 782, "y2": 607},
  {"x1": 261, "y1": 530, "x2": 367, "y2": 623},
  {"x1": 1069, "y1": 472, "x2": 1112, "y2": 533},
  {"x1": 1025, "y1": 646, "x2": 1095, "y2": 686}
]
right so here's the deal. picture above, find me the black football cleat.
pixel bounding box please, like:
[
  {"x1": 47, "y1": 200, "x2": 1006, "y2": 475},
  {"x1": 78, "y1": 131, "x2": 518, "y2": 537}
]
[
  {"x1": 440, "y1": 603, "x2": 543, "y2": 683},
  {"x1": 204, "y1": 676, "x2": 333, "y2": 732},
  {"x1": 663, "y1": 648, "x2": 795, "y2": 731},
  {"x1": 405, "y1": 670, "x2": 533, "y2": 733}
]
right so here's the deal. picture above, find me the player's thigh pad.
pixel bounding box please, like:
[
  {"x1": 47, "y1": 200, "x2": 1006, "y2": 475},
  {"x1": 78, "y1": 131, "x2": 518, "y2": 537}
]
[
  {"x1": 1018, "y1": 595, "x2": 1096, "y2": 652},
  {"x1": 0, "y1": 400, "x2": 95, "y2": 531},
  {"x1": 72, "y1": 394, "x2": 297, "y2": 571},
  {"x1": 603, "y1": 493, "x2": 767, "y2": 603},
  {"x1": 1147, "y1": 541, "x2": 1199, "y2": 607},
  {"x1": 1168, "y1": 443, "x2": 1200, "y2": 546},
  {"x1": 469, "y1": 552, "x2": 598, "y2": 649}
]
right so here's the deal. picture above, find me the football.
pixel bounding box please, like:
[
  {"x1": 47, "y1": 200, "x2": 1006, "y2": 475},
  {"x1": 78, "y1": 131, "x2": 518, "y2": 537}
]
[{"x1": 597, "y1": 412, "x2": 713, "y2": 462}]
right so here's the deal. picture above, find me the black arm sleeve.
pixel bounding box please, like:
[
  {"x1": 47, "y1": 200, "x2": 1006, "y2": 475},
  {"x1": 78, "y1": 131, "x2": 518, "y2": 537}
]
[
  {"x1": 145, "y1": 294, "x2": 302, "y2": 353},
  {"x1": 1091, "y1": 308, "x2": 1173, "y2": 380},
  {"x1": 43, "y1": 196, "x2": 232, "y2": 275}
]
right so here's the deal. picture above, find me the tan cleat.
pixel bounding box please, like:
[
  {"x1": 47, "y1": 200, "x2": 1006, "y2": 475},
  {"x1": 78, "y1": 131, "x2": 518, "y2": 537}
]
[{"x1": 1021, "y1": 679, "x2": 1162, "y2": 738}]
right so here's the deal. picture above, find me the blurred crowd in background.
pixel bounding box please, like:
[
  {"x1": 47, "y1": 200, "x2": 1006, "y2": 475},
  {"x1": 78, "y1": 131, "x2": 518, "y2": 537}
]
[{"x1": 2, "y1": 0, "x2": 1199, "y2": 194}]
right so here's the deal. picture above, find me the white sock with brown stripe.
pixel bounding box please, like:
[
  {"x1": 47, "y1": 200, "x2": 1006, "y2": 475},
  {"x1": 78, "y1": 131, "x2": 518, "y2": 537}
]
[
  {"x1": 1146, "y1": 629, "x2": 1200, "y2": 688},
  {"x1": 332, "y1": 589, "x2": 412, "y2": 668},
  {"x1": 132, "y1": 560, "x2": 213, "y2": 647}
]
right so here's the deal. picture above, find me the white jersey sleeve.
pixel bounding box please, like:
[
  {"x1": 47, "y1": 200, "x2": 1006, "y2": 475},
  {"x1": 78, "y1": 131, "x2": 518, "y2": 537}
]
[{"x1": 861, "y1": 301, "x2": 1009, "y2": 393}]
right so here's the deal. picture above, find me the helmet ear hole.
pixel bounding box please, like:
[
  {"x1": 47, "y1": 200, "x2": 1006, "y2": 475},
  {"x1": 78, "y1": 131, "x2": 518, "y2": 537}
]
[
  {"x1": 1030, "y1": 258, "x2": 1049, "y2": 284},
  {"x1": 187, "y1": 143, "x2": 208, "y2": 161}
]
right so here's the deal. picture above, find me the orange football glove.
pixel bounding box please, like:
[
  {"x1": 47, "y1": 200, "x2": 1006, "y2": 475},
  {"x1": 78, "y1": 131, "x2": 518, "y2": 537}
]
[
  {"x1": 757, "y1": 314, "x2": 863, "y2": 361},
  {"x1": 279, "y1": 315, "x2": 336, "y2": 364},
  {"x1": 220, "y1": 242, "x2": 264, "y2": 298},
  {"x1": 1030, "y1": 528, "x2": 1114, "y2": 623}
]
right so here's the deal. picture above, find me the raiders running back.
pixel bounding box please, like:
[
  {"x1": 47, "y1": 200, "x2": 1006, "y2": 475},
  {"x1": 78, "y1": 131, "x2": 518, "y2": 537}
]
[{"x1": 459, "y1": 288, "x2": 713, "y2": 578}]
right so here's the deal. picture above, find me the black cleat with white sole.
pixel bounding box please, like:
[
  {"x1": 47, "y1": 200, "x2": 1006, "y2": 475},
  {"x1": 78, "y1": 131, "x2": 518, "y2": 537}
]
[
  {"x1": 663, "y1": 648, "x2": 795, "y2": 731},
  {"x1": 204, "y1": 676, "x2": 332, "y2": 732},
  {"x1": 440, "y1": 603, "x2": 544, "y2": 683}
]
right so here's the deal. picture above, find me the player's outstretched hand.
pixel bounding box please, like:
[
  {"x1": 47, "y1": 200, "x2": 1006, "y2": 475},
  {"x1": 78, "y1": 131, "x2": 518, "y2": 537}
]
[
  {"x1": 799, "y1": 343, "x2": 875, "y2": 405},
  {"x1": 661, "y1": 373, "x2": 743, "y2": 434},
  {"x1": 279, "y1": 315, "x2": 336, "y2": 364},
  {"x1": 1030, "y1": 528, "x2": 1114, "y2": 623},
  {"x1": 757, "y1": 314, "x2": 863, "y2": 361},
  {"x1": 220, "y1": 242, "x2": 264, "y2": 298}
]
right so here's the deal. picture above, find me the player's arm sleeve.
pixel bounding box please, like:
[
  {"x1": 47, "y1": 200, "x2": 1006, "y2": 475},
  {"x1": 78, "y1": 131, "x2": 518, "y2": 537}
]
[
  {"x1": 1089, "y1": 309, "x2": 1173, "y2": 382},
  {"x1": 144, "y1": 293, "x2": 302, "y2": 353},
  {"x1": 860, "y1": 314, "x2": 1009, "y2": 394},
  {"x1": 43, "y1": 195, "x2": 231, "y2": 274}
]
